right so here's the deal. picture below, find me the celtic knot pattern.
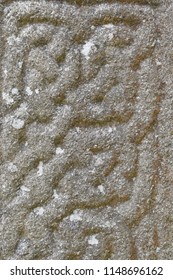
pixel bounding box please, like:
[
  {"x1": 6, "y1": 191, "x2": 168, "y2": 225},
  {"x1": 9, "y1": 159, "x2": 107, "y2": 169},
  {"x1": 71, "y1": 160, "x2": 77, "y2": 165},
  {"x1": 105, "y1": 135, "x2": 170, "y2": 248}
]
[{"x1": 0, "y1": 1, "x2": 162, "y2": 259}]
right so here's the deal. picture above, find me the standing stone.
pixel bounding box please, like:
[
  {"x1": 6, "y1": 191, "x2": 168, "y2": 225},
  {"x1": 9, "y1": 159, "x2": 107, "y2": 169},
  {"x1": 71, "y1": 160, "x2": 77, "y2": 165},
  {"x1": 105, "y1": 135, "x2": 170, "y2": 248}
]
[{"x1": 0, "y1": 0, "x2": 172, "y2": 259}]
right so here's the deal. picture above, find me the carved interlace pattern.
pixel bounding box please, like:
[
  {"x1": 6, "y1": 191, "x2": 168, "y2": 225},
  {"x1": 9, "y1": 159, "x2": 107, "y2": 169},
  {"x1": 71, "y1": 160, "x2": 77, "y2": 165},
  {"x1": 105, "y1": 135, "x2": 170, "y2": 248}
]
[{"x1": 0, "y1": 1, "x2": 161, "y2": 259}]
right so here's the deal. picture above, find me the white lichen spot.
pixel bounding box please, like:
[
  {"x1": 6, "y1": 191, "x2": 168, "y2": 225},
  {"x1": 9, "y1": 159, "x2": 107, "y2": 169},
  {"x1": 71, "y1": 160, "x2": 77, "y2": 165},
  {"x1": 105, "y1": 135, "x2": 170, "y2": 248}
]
[
  {"x1": 70, "y1": 210, "x2": 82, "y2": 222},
  {"x1": 26, "y1": 86, "x2": 33, "y2": 96},
  {"x1": 2, "y1": 184, "x2": 7, "y2": 190},
  {"x1": 20, "y1": 185, "x2": 30, "y2": 193},
  {"x1": 108, "y1": 127, "x2": 113, "y2": 133},
  {"x1": 34, "y1": 207, "x2": 44, "y2": 216},
  {"x1": 95, "y1": 156, "x2": 103, "y2": 166},
  {"x1": 7, "y1": 35, "x2": 18, "y2": 46},
  {"x1": 156, "y1": 60, "x2": 162, "y2": 66},
  {"x1": 151, "y1": 39, "x2": 156, "y2": 47},
  {"x1": 76, "y1": 127, "x2": 80, "y2": 133},
  {"x1": 103, "y1": 24, "x2": 115, "y2": 29},
  {"x1": 56, "y1": 147, "x2": 64, "y2": 155},
  {"x1": 53, "y1": 189, "x2": 59, "y2": 199},
  {"x1": 104, "y1": 221, "x2": 111, "y2": 228},
  {"x1": 12, "y1": 118, "x2": 25, "y2": 129},
  {"x1": 97, "y1": 185, "x2": 105, "y2": 194},
  {"x1": 88, "y1": 235, "x2": 99, "y2": 245},
  {"x1": 11, "y1": 87, "x2": 19, "y2": 95},
  {"x1": 35, "y1": 88, "x2": 39, "y2": 94},
  {"x1": 81, "y1": 41, "x2": 96, "y2": 60},
  {"x1": 37, "y1": 161, "x2": 44, "y2": 176},
  {"x1": 156, "y1": 247, "x2": 160, "y2": 253},
  {"x1": 8, "y1": 163, "x2": 18, "y2": 173},
  {"x1": 16, "y1": 239, "x2": 30, "y2": 256},
  {"x1": 2, "y1": 92, "x2": 14, "y2": 104},
  {"x1": 16, "y1": 103, "x2": 28, "y2": 117},
  {"x1": 108, "y1": 33, "x2": 114, "y2": 40},
  {"x1": 18, "y1": 61, "x2": 23, "y2": 69}
]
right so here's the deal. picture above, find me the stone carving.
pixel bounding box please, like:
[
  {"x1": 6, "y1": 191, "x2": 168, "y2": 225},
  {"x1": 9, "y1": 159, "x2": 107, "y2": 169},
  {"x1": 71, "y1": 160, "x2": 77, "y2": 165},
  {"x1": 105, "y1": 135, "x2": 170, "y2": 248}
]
[{"x1": 0, "y1": 0, "x2": 167, "y2": 259}]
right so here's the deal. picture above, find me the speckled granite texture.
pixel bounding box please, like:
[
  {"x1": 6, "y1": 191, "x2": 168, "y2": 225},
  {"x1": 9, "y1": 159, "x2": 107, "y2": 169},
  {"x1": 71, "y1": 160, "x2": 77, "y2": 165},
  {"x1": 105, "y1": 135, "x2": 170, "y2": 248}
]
[{"x1": 0, "y1": 0, "x2": 173, "y2": 259}]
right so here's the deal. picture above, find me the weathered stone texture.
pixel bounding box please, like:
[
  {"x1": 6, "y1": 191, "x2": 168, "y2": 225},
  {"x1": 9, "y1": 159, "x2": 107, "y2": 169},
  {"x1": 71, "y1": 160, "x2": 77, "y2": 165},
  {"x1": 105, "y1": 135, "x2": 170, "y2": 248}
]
[{"x1": 0, "y1": 0, "x2": 172, "y2": 259}]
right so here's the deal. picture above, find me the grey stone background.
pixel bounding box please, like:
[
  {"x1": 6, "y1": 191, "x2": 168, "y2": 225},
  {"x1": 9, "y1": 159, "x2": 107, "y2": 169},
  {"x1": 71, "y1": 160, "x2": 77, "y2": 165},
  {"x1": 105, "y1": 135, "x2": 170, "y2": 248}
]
[{"x1": 0, "y1": 0, "x2": 173, "y2": 259}]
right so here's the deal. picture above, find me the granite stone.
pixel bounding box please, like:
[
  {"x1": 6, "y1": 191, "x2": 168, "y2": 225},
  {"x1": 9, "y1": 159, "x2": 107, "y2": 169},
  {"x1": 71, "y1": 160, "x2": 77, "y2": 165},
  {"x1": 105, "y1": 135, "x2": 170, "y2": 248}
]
[{"x1": 0, "y1": 0, "x2": 173, "y2": 259}]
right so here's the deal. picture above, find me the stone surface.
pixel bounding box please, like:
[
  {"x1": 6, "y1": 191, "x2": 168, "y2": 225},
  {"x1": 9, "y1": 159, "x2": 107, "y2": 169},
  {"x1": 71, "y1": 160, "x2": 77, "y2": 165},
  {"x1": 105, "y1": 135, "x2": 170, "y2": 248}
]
[{"x1": 0, "y1": 0, "x2": 173, "y2": 260}]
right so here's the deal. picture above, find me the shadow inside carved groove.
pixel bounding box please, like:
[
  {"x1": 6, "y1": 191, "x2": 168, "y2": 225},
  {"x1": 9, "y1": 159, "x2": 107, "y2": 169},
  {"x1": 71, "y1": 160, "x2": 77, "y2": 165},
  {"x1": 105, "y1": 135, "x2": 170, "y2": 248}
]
[
  {"x1": 53, "y1": 135, "x2": 65, "y2": 146},
  {"x1": 18, "y1": 16, "x2": 61, "y2": 28},
  {"x1": 32, "y1": 37, "x2": 50, "y2": 48},
  {"x1": 71, "y1": 112, "x2": 134, "y2": 128},
  {"x1": 91, "y1": 14, "x2": 141, "y2": 28},
  {"x1": 92, "y1": 177, "x2": 104, "y2": 187},
  {"x1": 65, "y1": 254, "x2": 83, "y2": 260},
  {"x1": 91, "y1": 94, "x2": 105, "y2": 103},
  {"x1": 131, "y1": 48, "x2": 155, "y2": 71},
  {"x1": 52, "y1": 92, "x2": 66, "y2": 106},
  {"x1": 56, "y1": 0, "x2": 160, "y2": 6},
  {"x1": 55, "y1": 52, "x2": 66, "y2": 65},
  {"x1": 103, "y1": 152, "x2": 120, "y2": 177},
  {"x1": 89, "y1": 145, "x2": 107, "y2": 154},
  {"x1": 123, "y1": 168, "x2": 137, "y2": 182}
]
